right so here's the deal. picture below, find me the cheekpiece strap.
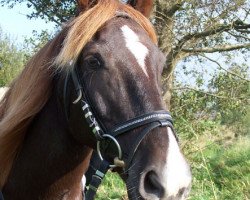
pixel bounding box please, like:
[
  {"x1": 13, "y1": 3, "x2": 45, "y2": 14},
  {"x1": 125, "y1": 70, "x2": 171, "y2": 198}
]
[
  {"x1": 70, "y1": 68, "x2": 104, "y2": 140},
  {"x1": 80, "y1": 100, "x2": 104, "y2": 140}
]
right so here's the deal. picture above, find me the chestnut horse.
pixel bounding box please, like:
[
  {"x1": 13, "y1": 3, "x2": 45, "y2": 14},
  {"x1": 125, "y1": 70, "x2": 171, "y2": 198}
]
[{"x1": 0, "y1": 0, "x2": 191, "y2": 199}]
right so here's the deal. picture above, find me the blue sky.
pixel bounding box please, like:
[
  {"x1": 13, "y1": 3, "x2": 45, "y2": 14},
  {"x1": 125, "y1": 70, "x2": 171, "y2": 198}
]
[{"x1": 0, "y1": 3, "x2": 55, "y2": 43}]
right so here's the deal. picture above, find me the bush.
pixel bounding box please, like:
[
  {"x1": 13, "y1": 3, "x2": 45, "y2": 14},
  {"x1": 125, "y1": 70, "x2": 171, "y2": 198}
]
[{"x1": 0, "y1": 28, "x2": 27, "y2": 86}]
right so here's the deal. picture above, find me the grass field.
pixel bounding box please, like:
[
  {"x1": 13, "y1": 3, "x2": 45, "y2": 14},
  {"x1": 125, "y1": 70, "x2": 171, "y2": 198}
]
[{"x1": 94, "y1": 129, "x2": 250, "y2": 200}]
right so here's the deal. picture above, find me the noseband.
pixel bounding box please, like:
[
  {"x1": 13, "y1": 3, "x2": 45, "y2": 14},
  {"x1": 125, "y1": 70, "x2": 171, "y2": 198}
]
[{"x1": 63, "y1": 61, "x2": 176, "y2": 200}]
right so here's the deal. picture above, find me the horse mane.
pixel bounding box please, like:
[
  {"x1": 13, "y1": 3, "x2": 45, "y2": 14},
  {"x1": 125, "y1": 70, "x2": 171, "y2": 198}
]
[
  {"x1": 0, "y1": 0, "x2": 157, "y2": 188},
  {"x1": 0, "y1": 29, "x2": 68, "y2": 188}
]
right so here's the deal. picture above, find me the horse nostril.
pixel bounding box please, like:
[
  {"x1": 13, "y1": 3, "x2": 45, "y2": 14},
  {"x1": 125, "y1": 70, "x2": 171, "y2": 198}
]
[{"x1": 143, "y1": 170, "x2": 165, "y2": 198}]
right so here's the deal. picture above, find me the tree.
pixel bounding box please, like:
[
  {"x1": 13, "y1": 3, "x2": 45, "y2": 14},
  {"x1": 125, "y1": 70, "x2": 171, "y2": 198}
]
[
  {"x1": 209, "y1": 65, "x2": 249, "y2": 129},
  {"x1": 0, "y1": 0, "x2": 76, "y2": 25},
  {"x1": 23, "y1": 30, "x2": 54, "y2": 57},
  {"x1": 153, "y1": 0, "x2": 250, "y2": 108},
  {"x1": 0, "y1": 28, "x2": 27, "y2": 86},
  {"x1": 172, "y1": 63, "x2": 249, "y2": 138},
  {"x1": 1, "y1": 0, "x2": 250, "y2": 108}
]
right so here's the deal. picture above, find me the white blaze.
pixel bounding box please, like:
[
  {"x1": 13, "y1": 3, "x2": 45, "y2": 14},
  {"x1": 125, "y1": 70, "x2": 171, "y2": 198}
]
[
  {"x1": 163, "y1": 127, "x2": 192, "y2": 198},
  {"x1": 121, "y1": 25, "x2": 149, "y2": 77}
]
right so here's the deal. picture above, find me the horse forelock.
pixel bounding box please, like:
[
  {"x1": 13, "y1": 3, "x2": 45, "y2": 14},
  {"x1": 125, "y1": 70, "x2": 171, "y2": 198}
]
[{"x1": 54, "y1": 0, "x2": 157, "y2": 68}]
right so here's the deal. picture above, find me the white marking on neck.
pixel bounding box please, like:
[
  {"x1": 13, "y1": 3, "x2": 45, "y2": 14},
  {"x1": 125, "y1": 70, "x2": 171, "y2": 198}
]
[
  {"x1": 82, "y1": 175, "x2": 86, "y2": 189},
  {"x1": 121, "y1": 25, "x2": 149, "y2": 77},
  {"x1": 163, "y1": 127, "x2": 192, "y2": 198}
]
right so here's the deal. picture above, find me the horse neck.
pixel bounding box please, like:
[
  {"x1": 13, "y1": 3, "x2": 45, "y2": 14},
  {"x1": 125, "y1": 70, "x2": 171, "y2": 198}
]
[{"x1": 3, "y1": 81, "x2": 92, "y2": 200}]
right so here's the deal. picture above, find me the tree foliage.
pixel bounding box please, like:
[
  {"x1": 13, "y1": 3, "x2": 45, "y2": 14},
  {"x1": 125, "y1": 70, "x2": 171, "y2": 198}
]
[
  {"x1": 23, "y1": 30, "x2": 54, "y2": 56},
  {"x1": 172, "y1": 64, "x2": 249, "y2": 137},
  {"x1": 210, "y1": 65, "x2": 249, "y2": 124},
  {"x1": 152, "y1": 0, "x2": 250, "y2": 107},
  {"x1": 0, "y1": 28, "x2": 27, "y2": 86},
  {"x1": 0, "y1": 0, "x2": 76, "y2": 25}
]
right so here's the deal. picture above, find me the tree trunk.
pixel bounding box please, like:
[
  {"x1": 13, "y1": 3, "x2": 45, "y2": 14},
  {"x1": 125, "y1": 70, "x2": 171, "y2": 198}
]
[
  {"x1": 163, "y1": 74, "x2": 174, "y2": 110},
  {"x1": 154, "y1": 1, "x2": 176, "y2": 109}
]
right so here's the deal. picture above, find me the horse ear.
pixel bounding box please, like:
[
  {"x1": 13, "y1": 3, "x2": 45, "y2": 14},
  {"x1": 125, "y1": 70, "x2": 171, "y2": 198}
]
[
  {"x1": 77, "y1": 0, "x2": 97, "y2": 13},
  {"x1": 127, "y1": 0, "x2": 154, "y2": 18}
]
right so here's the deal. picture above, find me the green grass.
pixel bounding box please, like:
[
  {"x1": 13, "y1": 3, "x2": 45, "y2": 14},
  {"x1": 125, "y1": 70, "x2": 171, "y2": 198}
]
[
  {"x1": 95, "y1": 134, "x2": 250, "y2": 200},
  {"x1": 96, "y1": 172, "x2": 127, "y2": 200},
  {"x1": 189, "y1": 136, "x2": 250, "y2": 200}
]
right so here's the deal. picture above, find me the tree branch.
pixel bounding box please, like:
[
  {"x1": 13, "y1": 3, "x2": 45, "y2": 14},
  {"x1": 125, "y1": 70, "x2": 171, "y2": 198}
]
[
  {"x1": 227, "y1": 31, "x2": 250, "y2": 41},
  {"x1": 165, "y1": 1, "x2": 184, "y2": 18},
  {"x1": 199, "y1": 54, "x2": 250, "y2": 82},
  {"x1": 177, "y1": 21, "x2": 250, "y2": 50},
  {"x1": 27, "y1": 0, "x2": 61, "y2": 25},
  {"x1": 173, "y1": 86, "x2": 246, "y2": 100},
  {"x1": 164, "y1": 21, "x2": 250, "y2": 78},
  {"x1": 236, "y1": 29, "x2": 250, "y2": 34},
  {"x1": 234, "y1": 21, "x2": 250, "y2": 29},
  {"x1": 182, "y1": 43, "x2": 250, "y2": 53}
]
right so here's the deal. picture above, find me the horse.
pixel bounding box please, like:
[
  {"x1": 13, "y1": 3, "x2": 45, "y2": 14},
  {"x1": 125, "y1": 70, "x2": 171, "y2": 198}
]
[{"x1": 0, "y1": 0, "x2": 191, "y2": 199}]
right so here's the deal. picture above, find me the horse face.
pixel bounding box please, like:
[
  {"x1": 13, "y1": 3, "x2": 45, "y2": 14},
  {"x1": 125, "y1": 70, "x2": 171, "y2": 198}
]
[{"x1": 76, "y1": 17, "x2": 191, "y2": 200}]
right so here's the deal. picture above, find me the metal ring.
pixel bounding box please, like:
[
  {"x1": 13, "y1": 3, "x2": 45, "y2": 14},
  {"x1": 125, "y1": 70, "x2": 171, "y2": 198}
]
[{"x1": 97, "y1": 134, "x2": 122, "y2": 168}]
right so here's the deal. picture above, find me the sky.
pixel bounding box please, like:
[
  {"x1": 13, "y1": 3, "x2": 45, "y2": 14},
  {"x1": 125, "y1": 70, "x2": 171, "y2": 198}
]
[{"x1": 0, "y1": 3, "x2": 55, "y2": 43}]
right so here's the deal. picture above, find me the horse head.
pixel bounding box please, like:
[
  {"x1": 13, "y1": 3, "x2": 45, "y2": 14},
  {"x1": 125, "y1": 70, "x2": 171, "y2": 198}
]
[
  {"x1": 0, "y1": 1, "x2": 191, "y2": 199},
  {"x1": 61, "y1": 0, "x2": 192, "y2": 199}
]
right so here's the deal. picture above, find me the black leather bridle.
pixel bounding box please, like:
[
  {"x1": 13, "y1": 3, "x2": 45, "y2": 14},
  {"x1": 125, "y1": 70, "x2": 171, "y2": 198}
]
[
  {"x1": 0, "y1": 64, "x2": 175, "y2": 200},
  {"x1": 0, "y1": 63, "x2": 175, "y2": 200},
  {"x1": 66, "y1": 62, "x2": 176, "y2": 200}
]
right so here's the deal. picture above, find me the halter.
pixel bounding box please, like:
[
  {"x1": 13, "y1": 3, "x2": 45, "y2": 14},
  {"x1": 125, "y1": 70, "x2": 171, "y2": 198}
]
[{"x1": 65, "y1": 62, "x2": 176, "y2": 200}]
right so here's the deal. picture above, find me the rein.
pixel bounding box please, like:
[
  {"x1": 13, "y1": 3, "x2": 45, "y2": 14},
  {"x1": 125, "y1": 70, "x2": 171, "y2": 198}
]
[{"x1": 66, "y1": 64, "x2": 175, "y2": 200}]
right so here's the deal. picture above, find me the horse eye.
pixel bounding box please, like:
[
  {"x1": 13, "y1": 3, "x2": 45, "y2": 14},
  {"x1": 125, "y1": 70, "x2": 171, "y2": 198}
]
[{"x1": 86, "y1": 56, "x2": 102, "y2": 69}]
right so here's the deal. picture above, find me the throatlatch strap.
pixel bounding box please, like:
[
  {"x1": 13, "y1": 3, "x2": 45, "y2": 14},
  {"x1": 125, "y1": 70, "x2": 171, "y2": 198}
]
[
  {"x1": 0, "y1": 190, "x2": 4, "y2": 200},
  {"x1": 85, "y1": 160, "x2": 110, "y2": 200}
]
